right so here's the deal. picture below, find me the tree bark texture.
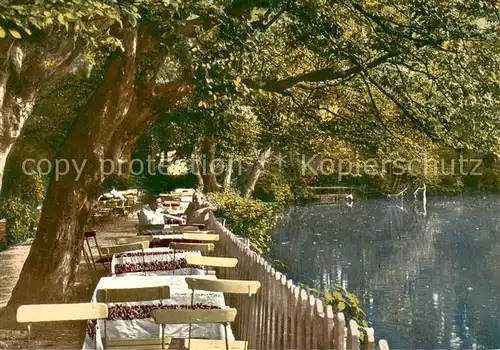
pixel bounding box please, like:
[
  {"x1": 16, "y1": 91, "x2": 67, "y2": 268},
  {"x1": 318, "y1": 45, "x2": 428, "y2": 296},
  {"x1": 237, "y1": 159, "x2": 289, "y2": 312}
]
[
  {"x1": 223, "y1": 158, "x2": 233, "y2": 191},
  {"x1": 193, "y1": 146, "x2": 204, "y2": 192},
  {"x1": 0, "y1": 34, "x2": 83, "y2": 193},
  {"x1": 4, "y1": 22, "x2": 192, "y2": 317},
  {"x1": 243, "y1": 147, "x2": 272, "y2": 199},
  {"x1": 202, "y1": 137, "x2": 219, "y2": 193}
]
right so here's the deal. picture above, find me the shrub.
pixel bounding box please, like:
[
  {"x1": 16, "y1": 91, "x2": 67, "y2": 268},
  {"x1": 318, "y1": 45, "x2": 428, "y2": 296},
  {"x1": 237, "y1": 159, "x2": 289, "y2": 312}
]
[
  {"x1": 302, "y1": 283, "x2": 368, "y2": 341},
  {"x1": 478, "y1": 168, "x2": 500, "y2": 191},
  {"x1": 0, "y1": 197, "x2": 37, "y2": 246},
  {"x1": 212, "y1": 191, "x2": 278, "y2": 255},
  {"x1": 2, "y1": 169, "x2": 45, "y2": 207}
]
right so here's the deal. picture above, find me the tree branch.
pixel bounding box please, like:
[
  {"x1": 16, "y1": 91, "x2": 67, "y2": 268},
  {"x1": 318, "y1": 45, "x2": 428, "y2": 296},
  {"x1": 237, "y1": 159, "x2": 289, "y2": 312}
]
[
  {"x1": 243, "y1": 52, "x2": 395, "y2": 92},
  {"x1": 178, "y1": 17, "x2": 216, "y2": 38},
  {"x1": 367, "y1": 76, "x2": 440, "y2": 142},
  {"x1": 361, "y1": 74, "x2": 393, "y2": 135}
]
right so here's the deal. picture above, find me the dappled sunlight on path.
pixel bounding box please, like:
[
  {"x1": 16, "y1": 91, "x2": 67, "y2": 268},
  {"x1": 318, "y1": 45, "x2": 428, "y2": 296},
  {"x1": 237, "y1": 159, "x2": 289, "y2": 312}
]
[{"x1": 0, "y1": 244, "x2": 30, "y2": 308}]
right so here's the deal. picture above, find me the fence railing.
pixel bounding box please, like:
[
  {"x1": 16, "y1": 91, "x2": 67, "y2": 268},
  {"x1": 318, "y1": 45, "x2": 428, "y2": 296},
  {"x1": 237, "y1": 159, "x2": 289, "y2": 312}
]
[{"x1": 207, "y1": 213, "x2": 389, "y2": 350}]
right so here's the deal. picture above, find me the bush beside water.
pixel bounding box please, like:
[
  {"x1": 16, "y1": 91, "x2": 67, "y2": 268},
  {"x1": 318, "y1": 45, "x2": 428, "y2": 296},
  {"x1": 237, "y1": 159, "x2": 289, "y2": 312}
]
[{"x1": 212, "y1": 191, "x2": 278, "y2": 255}]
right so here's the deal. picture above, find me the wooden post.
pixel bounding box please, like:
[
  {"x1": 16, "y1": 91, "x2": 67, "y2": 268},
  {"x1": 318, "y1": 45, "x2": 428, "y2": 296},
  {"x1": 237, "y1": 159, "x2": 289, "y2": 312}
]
[
  {"x1": 347, "y1": 320, "x2": 360, "y2": 350},
  {"x1": 334, "y1": 313, "x2": 346, "y2": 350},
  {"x1": 379, "y1": 339, "x2": 389, "y2": 350},
  {"x1": 312, "y1": 298, "x2": 324, "y2": 349},
  {"x1": 290, "y1": 286, "x2": 300, "y2": 348},
  {"x1": 365, "y1": 328, "x2": 375, "y2": 350},
  {"x1": 324, "y1": 305, "x2": 335, "y2": 349},
  {"x1": 285, "y1": 279, "x2": 294, "y2": 349},
  {"x1": 274, "y1": 272, "x2": 284, "y2": 349},
  {"x1": 296, "y1": 289, "x2": 308, "y2": 349}
]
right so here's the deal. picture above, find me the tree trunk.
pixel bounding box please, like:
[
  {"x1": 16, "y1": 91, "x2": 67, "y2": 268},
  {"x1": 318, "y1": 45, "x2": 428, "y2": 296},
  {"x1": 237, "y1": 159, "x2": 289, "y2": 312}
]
[
  {"x1": 4, "y1": 27, "x2": 139, "y2": 315},
  {"x1": 202, "y1": 137, "x2": 218, "y2": 193},
  {"x1": 243, "y1": 147, "x2": 272, "y2": 199},
  {"x1": 0, "y1": 35, "x2": 83, "y2": 193},
  {"x1": 5, "y1": 74, "x2": 191, "y2": 325},
  {"x1": 2, "y1": 19, "x2": 195, "y2": 321},
  {"x1": 223, "y1": 158, "x2": 233, "y2": 191},
  {"x1": 0, "y1": 144, "x2": 12, "y2": 193},
  {"x1": 193, "y1": 147, "x2": 204, "y2": 192}
]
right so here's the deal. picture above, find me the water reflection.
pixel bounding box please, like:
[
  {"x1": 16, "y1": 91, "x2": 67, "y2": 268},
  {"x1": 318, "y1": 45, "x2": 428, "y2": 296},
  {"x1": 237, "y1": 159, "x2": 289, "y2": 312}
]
[{"x1": 271, "y1": 195, "x2": 500, "y2": 349}]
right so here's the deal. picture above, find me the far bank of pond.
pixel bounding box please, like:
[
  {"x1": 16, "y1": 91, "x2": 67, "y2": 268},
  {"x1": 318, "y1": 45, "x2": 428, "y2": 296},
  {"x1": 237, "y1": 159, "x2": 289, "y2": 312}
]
[{"x1": 270, "y1": 195, "x2": 500, "y2": 349}]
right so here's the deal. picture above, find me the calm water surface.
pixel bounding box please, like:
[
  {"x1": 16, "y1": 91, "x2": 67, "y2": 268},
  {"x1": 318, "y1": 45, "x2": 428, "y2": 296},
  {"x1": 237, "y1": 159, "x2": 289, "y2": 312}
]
[{"x1": 270, "y1": 195, "x2": 500, "y2": 349}]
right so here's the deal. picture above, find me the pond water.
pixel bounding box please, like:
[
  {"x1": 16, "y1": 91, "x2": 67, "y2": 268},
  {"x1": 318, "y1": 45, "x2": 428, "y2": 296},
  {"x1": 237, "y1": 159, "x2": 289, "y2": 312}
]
[{"x1": 270, "y1": 195, "x2": 500, "y2": 349}]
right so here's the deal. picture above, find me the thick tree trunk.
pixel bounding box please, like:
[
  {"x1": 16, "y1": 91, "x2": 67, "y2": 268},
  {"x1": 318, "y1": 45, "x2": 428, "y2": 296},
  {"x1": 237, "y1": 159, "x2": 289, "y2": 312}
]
[
  {"x1": 4, "y1": 29, "x2": 138, "y2": 316},
  {"x1": 223, "y1": 158, "x2": 233, "y2": 191},
  {"x1": 0, "y1": 35, "x2": 83, "y2": 193},
  {"x1": 202, "y1": 137, "x2": 218, "y2": 193},
  {"x1": 2, "y1": 19, "x2": 195, "y2": 322},
  {"x1": 243, "y1": 147, "x2": 272, "y2": 199}
]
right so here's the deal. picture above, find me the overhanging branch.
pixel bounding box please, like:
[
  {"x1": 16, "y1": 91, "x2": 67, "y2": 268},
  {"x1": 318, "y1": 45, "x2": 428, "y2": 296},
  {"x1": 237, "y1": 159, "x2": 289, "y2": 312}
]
[{"x1": 243, "y1": 52, "x2": 395, "y2": 93}]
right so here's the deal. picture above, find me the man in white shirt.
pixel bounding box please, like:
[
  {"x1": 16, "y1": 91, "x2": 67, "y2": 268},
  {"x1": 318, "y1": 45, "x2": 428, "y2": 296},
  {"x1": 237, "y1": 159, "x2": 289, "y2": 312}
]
[
  {"x1": 110, "y1": 187, "x2": 127, "y2": 202},
  {"x1": 138, "y1": 196, "x2": 185, "y2": 225},
  {"x1": 138, "y1": 196, "x2": 165, "y2": 225}
]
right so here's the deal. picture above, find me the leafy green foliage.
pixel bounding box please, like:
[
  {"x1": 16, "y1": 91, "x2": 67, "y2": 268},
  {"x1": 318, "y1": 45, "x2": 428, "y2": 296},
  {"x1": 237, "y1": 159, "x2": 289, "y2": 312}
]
[
  {"x1": 0, "y1": 0, "x2": 135, "y2": 44},
  {"x1": 0, "y1": 197, "x2": 37, "y2": 245},
  {"x1": 212, "y1": 191, "x2": 278, "y2": 254},
  {"x1": 302, "y1": 283, "x2": 369, "y2": 341},
  {"x1": 477, "y1": 168, "x2": 500, "y2": 192}
]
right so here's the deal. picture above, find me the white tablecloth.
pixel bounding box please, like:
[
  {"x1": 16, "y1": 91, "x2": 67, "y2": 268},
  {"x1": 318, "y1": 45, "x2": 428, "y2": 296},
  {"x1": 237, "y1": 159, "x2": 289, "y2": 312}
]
[
  {"x1": 82, "y1": 275, "x2": 234, "y2": 349},
  {"x1": 111, "y1": 247, "x2": 204, "y2": 276}
]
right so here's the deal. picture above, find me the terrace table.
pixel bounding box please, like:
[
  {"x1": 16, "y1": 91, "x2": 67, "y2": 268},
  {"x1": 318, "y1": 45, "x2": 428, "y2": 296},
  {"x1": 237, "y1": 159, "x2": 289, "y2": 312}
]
[
  {"x1": 82, "y1": 275, "x2": 234, "y2": 350},
  {"x1": 111, "y1": 247, "x2": 204, "y2": 276},
  {"x1": 149, "y1": 233, "x2": 218, "y2": 248}
]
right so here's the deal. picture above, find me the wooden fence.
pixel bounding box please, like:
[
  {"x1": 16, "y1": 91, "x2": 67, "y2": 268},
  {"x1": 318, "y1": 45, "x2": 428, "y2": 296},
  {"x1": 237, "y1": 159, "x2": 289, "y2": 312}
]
[{"x1": 207, "y1": 213, "x2": 389, "y2": 350}]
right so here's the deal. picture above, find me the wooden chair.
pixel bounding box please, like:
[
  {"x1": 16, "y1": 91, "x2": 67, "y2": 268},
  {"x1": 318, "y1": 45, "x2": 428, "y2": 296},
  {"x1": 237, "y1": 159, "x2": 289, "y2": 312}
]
[
  {"x1": 185, "y1": 256, "x2": 238, "y2": 268},
  {"x1": 181, "y1": 230, "x2": 215, "y2": 234},
  {"x1": 181, "y1": 233, "x2": 219, "y2": 242},
  {"x1": 169, "y1": 242, "x2": 215, "y2": 254},
  {"x1": 101, "y1": 241, "x2": 149, "y2": 276},
  {"x1": 16, "y1": 303, "x2": 108, "y2": 349},
  {"x1": 178, "y1": 223, "x2": 205, "y2": 230},
  {"x1": 84, "y1": 231, "x2": 114, "y2": 276},
  {"x1": 100, "y1": 241, "x2": 149, "y2": 256},
  {"x1": 184, "y1": 278, "x2": 261, "y2": 350},
  {"x1": 96, "y1": 286, "x2": 171, "y2": 349},
  {"x1": 152, "y1": 308, "x2": 239, "y2": 350},
  {"x1": 185, "y1": 278, "x2": 260, "y2": 295},
  {"x1": 81, "y1": 245, "x2": 97, "y2": 283},
  {"x1": 168, "y1": 242, "x2": 215, "y2": 276},
  {"x1": 174, "y1": 225, "x2": 200, "y2": 233},
  {"x1": 185, "y1": 256, "x2": 237, "y2": 275},
  {"x1": 113, "y1": 235, "x2": 153, "y2": 245}
]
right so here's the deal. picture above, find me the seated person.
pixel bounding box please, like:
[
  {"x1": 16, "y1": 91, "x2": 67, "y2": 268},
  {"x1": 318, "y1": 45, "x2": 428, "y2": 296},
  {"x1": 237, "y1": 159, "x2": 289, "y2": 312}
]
[
  {"x1": 138, "y1": 196, "x2": 185, "y2": 226},
  {"x1": 185, "y1": 191, "x2": 217, "y2": 225},
  {"x1": 110, "y1": 187, "x2": 126, "y2": 202},
  {"x1": 138, "y1": 196, "x2": 164, "y2": 225}
]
